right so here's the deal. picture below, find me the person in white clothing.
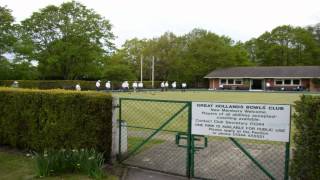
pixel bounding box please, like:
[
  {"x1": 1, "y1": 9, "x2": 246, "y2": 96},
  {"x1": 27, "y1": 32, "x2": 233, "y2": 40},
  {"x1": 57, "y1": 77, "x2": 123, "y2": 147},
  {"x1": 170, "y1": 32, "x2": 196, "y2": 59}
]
[
  {"x1": 160, "y1": 81, "x2": 165, "y2": 92},
  {"x1": 132, "y1": 81, "x2": 138, "y2": 92},
  {"x1": 138, "y1": 82, "x2": 143, "y2": 91},
  {"x1": 121, "y1": 81, "x2": 126, "y2": 91},
  {"x1": 125, "y1": 81, "x2": 129, "y2": 91},
  {"x1": 11, "y1": 81, "x2": 19, "y2": 88},
  {"x1": 171, "y1": 81, "x2": 176, "y2": 89},
  {"x1": 105, "y1": 81, "x2": 111, "y2": 90},
  {"x1": 182, "y1": 82, "x2": 187, "y2": 92},
  {"x1": 164, "y1": 81, "x2": 169, "y2": 91},
  {"x1": 266, "y1": 82, "x2": 270, "y2": 91},
  {"x1": 75, "y1": 84, "x2": 81, "y2": 91},
  {"x1": 96, "y1": 80, "x2": 101, "y2": 91}
]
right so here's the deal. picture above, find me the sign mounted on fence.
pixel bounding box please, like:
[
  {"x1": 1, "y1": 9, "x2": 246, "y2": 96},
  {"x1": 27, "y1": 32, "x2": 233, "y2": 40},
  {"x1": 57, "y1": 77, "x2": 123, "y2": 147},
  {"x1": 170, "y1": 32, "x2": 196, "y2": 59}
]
[{"x1": 192, "y1": 102, "x2": 291, "y2": 142}]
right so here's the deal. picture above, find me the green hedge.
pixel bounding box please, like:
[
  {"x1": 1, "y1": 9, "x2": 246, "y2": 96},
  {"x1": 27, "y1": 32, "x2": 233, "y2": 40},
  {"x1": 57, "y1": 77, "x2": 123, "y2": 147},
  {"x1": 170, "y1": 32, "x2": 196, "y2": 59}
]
[
  {"x1": 0, "y1": 88, "x2": 113, "y2": 160},
  {"x1": 291, "y1": 95, "x2": 320, "y2": 179},
  {"x1": 0, "y1": 80, "x2": 163, "y2": 90}
]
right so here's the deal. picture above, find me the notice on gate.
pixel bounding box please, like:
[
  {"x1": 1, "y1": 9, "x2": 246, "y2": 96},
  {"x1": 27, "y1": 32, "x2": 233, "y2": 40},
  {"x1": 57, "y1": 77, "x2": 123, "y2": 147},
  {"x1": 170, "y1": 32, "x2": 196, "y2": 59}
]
[{"x1": 192, "y1": 102, "x2": 291, "y2": 142}]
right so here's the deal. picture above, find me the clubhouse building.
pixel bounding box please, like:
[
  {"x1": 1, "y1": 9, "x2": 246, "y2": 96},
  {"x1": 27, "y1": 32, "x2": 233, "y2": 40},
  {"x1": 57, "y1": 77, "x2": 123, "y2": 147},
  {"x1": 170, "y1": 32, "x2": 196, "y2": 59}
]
[{"x1": 205, "y1": 66, "x2": 320, "y2": 92}]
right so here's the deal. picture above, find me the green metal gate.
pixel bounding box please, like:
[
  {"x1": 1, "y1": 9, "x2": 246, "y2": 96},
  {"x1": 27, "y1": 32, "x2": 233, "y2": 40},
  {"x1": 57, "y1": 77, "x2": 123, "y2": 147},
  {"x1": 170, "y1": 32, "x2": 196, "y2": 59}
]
[{"x1": 117, "y1": 98, "x2": 290, "y2": 180}]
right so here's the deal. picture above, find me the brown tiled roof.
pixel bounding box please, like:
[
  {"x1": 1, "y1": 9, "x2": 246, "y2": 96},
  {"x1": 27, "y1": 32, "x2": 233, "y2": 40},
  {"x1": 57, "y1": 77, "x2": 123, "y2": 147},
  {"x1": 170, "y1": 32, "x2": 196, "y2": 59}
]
[{"x1": 204, "y1": 66, "x2": 320, "y2": 78}]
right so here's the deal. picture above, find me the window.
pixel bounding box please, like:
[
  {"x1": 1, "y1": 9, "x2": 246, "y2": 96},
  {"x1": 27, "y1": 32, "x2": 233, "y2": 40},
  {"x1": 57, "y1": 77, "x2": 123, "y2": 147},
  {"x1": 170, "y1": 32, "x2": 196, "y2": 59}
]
[
  {"x1": 228, "y1": 79, "x2": 234, "y2": 84},
  {"x1": 284, "y1": 79, "x2": 291, "y2": 85},
  {"x1": 220, "y1": 79, "x2": 243, "y2": 85},
  {"x1": 292, "y1": 79, "x2": 300, "y2": 85},
  {"x1": 235, "y1": 79, "x2": 242, "y2": 85},
  {"x1": 275, "y1": 79, "x2": 301, "y2": 86},
  {"x1": 220, "y1": 79, "x2": 227, "y2": 85},
  {"x1": 275, "y1": 80, "x2": 283, "y2": 85}
]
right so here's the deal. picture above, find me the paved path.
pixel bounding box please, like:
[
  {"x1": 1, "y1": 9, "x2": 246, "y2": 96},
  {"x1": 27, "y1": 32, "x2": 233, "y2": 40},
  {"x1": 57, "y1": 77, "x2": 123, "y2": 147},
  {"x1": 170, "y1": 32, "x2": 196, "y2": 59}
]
[
  {"x1": 124, "y1": 138, "x2": 285, "y2": 180},
  {"x1": 124, "y1": 167, "x2": 187, "y2": 180}
]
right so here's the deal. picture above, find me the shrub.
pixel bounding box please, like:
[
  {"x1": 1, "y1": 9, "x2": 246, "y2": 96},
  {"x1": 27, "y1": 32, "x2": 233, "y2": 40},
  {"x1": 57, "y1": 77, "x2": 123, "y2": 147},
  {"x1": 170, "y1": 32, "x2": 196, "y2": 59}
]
[
  {"x1": 291, "y1": 95, "x2": 320, "y2": 179},
  {"x1": 0, "y1": 88, "x2": 113, "y2": 160},
  {"x1": 0, "y1": 80, "x2": 96, "y2": 90},
  {"x1": 35, "y1": 148, "x2": 105, "y2": 178}
]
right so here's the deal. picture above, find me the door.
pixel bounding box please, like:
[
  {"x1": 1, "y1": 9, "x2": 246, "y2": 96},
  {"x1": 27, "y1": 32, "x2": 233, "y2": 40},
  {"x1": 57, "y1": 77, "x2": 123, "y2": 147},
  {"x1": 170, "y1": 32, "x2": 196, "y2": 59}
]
[{"x1": 251, "y1": 79, "x2": 264, "y2": 90}]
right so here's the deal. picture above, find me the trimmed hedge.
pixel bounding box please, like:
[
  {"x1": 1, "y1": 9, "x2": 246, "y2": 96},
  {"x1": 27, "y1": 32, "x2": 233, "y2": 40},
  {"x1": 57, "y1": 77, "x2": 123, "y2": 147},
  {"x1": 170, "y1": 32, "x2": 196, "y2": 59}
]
[
  {"x1": 291, "y1": 95, "x2": 320, "y2": 179},
  {"x1": 0, "y1": 80, "x2": 163, "y2": 90},
  {"x1": 0, "y1": 88, "x2": 113, "y2": 160}
]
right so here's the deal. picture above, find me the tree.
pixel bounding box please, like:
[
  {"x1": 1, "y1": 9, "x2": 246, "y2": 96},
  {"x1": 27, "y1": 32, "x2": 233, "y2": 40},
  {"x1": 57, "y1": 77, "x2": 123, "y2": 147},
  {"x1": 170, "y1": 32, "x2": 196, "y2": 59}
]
[
  {"x1": 0, "y1": 5, "x2": 16, "y2": 60},
  {"x1": 0, "y1": 59, "x2": 12, "y2": 80},
  {"x1": 245, "y1": 25, "x2": 320, "y2": 65},
  {"x1": 179, "y1": 29, "x2": 251, "y2": 82},
  {"x1": 19, "y1": 1, "x2": 114, "y2": 79},
  {"x1": 0, "y1": 59, "x2": 38, "y2": 80},
  {"x1": 117, "y1": 29, "x2": 251, "y2": 83},
  {"x1": 11, "y1": 61, "x2": 38, "y2": 80},
  {"x1": 103, "y1": 53, "x2": 136, "y2": 81},
  {"x1": 307, "y1": 23, "x2": 320, "y2": 43},
  {"x1": 119, "y1": 32, "x2": 185, "y2": 81}
]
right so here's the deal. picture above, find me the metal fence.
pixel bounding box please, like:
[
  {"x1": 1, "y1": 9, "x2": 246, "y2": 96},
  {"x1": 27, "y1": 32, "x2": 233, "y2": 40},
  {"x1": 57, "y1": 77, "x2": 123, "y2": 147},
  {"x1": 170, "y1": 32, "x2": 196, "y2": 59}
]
[{"x1": 117, "y1": 98, "x2": 290, "y2": 180}]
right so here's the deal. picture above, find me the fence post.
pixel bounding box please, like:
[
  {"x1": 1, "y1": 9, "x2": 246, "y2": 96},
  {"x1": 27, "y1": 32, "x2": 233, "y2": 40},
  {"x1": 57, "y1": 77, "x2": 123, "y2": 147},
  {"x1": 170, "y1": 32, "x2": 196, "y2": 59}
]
[
  {"x1": 284, "y1": 105, "x2": 292, "y2": 180},
  {"x1": 111, "y1": 97, "x2": 119, "y2": 163},
  {"x1": 284, "y1": 142, "x2": 290, "y2": 180},
  {"x1": 186, "y1": 101, "x2": 194, "y2": 178},
  {"x1": 118, "y1": 98, "x2": 122, "y2": 160}
]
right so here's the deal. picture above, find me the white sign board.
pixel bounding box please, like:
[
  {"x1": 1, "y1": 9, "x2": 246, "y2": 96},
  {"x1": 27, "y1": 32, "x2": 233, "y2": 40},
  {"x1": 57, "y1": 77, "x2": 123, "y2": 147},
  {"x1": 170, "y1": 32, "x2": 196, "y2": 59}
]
[{"x1": 192, "y1": 102, "x2": 291, "y2": 142}]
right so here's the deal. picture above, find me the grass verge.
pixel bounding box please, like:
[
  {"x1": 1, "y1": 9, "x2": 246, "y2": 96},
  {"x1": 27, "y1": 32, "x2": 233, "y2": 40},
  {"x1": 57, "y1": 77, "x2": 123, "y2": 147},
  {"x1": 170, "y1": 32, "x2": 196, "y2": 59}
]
[{"x1": 0, "y1": 149, "x2": 118, "y2": 180}]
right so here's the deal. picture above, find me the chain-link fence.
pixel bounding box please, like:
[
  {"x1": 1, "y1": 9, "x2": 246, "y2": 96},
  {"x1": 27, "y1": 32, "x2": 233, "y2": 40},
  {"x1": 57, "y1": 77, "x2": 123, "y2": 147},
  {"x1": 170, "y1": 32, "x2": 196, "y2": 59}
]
[
  {"x1": 118, "y1": 98, "x2": 190, "y2": 176},
  {"x1": 117, "y1": 98, "x2": 290, "y2": 180},
  {"x1": 193, "y1": 137, "x2": 288, "y2": 180}
]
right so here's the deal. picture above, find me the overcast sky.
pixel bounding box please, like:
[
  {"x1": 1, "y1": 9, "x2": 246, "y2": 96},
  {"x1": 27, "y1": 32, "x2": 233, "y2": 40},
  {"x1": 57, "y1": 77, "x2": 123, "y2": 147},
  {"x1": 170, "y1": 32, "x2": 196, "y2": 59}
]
[{"x1": 1, "y1": 0, "x2": 320, "y2": 47}]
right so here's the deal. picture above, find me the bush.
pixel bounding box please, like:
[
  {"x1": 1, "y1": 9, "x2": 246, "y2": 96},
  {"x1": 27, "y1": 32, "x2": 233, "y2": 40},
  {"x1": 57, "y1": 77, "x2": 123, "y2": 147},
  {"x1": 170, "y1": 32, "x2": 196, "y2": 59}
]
[
  {"x1": 35, "y1": 148, "x2": 105, "y2": 178},
  {"x1": 291, "y1": 95, "x2": 320, "y2": 179},
  {"x1": 0, "y1": 80, "x2": 96, "y2": 90},
  {"x1": 0, "y1": 88, "x2": 113, "y2": 160}
]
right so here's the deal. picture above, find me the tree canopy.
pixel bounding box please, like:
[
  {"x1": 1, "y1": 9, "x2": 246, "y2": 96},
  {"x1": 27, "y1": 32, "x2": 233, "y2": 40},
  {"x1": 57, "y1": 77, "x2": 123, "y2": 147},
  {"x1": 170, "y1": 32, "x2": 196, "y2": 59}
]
[
  {"x1": 117, "y1": 29, "x2": 251, "y2": 83},
  {"x1": 19, "y1": 1, "x2": 114, "y2": 80},
  {"x1": 0, "y1": 5, "x2": 16, "y2": 60},
  {"x1": 245, "y1": 25, "x2": 320, "y2": 66}
]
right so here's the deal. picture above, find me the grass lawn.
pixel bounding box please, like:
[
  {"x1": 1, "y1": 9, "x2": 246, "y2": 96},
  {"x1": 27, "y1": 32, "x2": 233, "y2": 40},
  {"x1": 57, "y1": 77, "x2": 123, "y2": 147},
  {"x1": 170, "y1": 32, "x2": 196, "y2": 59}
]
[
  {"x1": 0, "y1": 150, "x2": 118, "y2": 180},
  {"x1": 113, "y1": 90, "x2": 315, "y2": 104}
]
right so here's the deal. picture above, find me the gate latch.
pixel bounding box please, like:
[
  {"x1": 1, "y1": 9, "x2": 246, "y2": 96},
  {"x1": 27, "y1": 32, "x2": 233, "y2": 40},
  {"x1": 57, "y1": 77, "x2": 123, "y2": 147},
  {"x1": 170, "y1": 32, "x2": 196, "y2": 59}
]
[
  {"x1": 175, "y1": 132, "x2": 188, "y2": 148},
  {"x1": 175, "y1": 133, "x2": 208, "y2": 149},
  {"x1": 193, "y1": 135, "x2": 208, "y2": 150}
]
